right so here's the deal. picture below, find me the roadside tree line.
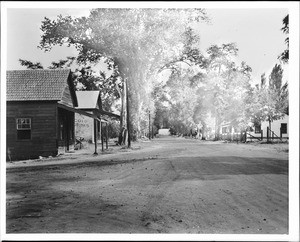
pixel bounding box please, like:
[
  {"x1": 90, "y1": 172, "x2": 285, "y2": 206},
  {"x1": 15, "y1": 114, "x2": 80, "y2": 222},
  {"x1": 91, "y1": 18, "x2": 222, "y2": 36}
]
[{"x1": 18, "y1": 9, "x2": 289, "y2": 143}]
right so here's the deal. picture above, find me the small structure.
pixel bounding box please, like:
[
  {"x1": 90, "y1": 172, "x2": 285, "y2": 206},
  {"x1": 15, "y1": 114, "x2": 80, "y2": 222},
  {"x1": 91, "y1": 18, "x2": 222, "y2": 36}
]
[
  {"x1": 75, "y1": 90, "x2": 120, "y2": 153},
  {"x1": 158, "y1": 128, "x2": 170, "y2": 136},
  {"x1": 6, "y1": 69, "x2": 96, "y2": 161},
  {"x1": 75, "y1": 91, "x2": 104, "y2": 143}
]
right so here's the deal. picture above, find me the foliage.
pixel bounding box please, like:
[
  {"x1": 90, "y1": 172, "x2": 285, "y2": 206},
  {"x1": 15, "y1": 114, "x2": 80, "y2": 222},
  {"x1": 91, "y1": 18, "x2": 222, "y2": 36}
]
[
  {"x1": 199, "y1": 43, "x2": 253, "y2": 136},
  {"x1": 107, "y1": 120, "x2": 120, "y2": 139},
  {"x1": 269, "y1": 64, "x2": 283, "y2": 90},
  {"x1": 278, "y1": 14, "x2": 289, "y2": 64},
  {"x1": 153, "y1": 41, "x2": 254, "y2": 138},
  {"x1": 19, "y1": 59, "x2": 44, "y2": 69},
  {"x1": 37, "y1": 8, "x2": 209, "y2": 143}
]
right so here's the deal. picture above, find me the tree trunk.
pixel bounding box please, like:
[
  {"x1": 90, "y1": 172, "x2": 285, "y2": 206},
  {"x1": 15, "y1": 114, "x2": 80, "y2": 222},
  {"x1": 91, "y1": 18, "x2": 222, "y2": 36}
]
[
  {"x1": 118, "y1": 83, "x2": 124, "y2": 145},
  {"x1": 215, "y1": 115, "x2": 219, "y2": 140}
]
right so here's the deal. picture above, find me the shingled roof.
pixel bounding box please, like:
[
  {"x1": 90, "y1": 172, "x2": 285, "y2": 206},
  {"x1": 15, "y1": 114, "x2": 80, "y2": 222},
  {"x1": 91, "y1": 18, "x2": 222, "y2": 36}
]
[{"x1": 6, "y1": 69, "x2": 73, "y2": 101}]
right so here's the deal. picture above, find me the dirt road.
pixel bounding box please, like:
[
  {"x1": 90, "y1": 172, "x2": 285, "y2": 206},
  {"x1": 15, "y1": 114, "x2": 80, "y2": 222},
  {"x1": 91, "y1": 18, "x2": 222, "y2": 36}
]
[{"x1": 6, "y1": 137, "x2": 288, "y2": 234}]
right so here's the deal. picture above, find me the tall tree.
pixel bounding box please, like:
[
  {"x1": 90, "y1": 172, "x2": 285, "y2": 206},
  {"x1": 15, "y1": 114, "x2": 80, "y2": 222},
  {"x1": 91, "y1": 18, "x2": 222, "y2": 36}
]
[
  {"x1": 37, "y1": 8, "x2": 209, "y2": 146},
  {"x1": 269, "y1": 64, "x2": 283, "y2": 91},
  {"x1": 248, "y1": 64, "x2": 288, "y2": 133},
  {"x1": 153, "y1": 42, "x2": 253, "y2": 139},
  {"x1": 201, "y1": 43, "x2": 254, "y2": 138}
]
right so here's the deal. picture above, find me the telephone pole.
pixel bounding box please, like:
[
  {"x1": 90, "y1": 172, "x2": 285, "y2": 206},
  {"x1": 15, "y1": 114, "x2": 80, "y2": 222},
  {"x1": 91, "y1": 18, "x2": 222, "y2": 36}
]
[
  {"x1": 126, "y1": 78, "x2": 131, "y2": 148},
  {"x1": 149, "y1": 109, "x2": 151, "y2": 140}
]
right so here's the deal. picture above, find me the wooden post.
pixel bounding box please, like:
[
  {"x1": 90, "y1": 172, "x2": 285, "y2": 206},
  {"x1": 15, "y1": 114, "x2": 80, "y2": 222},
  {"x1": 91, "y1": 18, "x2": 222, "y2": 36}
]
[
  {"x1": 66, "y1": 114, "x2": 69, "y2": 152},
  {"x1": 93, "y1": 119, "x2": 98, "y2": 155},
  {"x1": 106, "y1": 122, "x2": 108, "y2": 150},
  {"x1": 101, "y1": 121, "x2": 104, "y2": 152},
  {"x1": 267, "y1": 127, "x2": 269, "y2": 143},
  {"x1": 280, "y1": 127, "x2": 282, "y2": 139},
  {"x1": 261, "y1": 130, "x2": 263, "y2": 141}
]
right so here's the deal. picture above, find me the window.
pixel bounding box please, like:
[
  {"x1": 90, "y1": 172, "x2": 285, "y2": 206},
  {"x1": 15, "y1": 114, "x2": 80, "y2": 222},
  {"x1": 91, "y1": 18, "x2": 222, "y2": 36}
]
[
  {"x1": 254, "y1": 124, "x2": 261, "y2": 133},
  {"x1": 222, "y1": 127, "x2": 227, "y2": 134},
  {"x1": 281, "y1": 123, "x2": 287, "y2": 134},
  {"x1": 16, "y1": 118, "x2": 31, "y2": 140}
]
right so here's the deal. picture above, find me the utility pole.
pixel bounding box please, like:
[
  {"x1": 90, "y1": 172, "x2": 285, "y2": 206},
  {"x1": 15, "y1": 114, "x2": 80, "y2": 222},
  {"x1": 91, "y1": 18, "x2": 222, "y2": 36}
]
[
  {"x1": 93, "y1": 119, "x2": 98, "y2": 155},
  {"x1": 149, "y1": 109, "x2": 151, "y2": 140},
  {"x1": 115, "y1": 79, "x2": 124, "y2": 145},
  {"x1": 152, "y1": 123, "x2": 154, "y2": 139},
  {"x1": 126, "y1": 78, "x2": 131, "y2": 148}
]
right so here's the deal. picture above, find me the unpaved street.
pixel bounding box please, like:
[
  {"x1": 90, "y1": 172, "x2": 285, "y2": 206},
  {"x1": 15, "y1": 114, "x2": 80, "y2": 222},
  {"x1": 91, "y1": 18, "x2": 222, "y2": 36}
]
[{"x1": 6, "y1": 137, "x2": 288, "y2": 234}]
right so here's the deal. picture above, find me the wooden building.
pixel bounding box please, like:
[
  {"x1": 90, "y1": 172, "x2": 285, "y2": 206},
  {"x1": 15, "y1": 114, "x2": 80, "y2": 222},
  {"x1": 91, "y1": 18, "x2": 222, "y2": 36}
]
[
  {"x1": 75, "y1": 91, "x2": 104, "y2": 143},
  {"x1": 75, "y1": 90, "x2": 120, "y2": 153},
  {"x1": 6, "y1": 69, "x2": 94, "y2": 161}
]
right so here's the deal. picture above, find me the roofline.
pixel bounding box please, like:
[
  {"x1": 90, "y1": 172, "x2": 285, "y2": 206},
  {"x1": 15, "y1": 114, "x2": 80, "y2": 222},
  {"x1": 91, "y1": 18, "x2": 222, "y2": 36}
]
[
  {"x1": 6, "y1": 69, "x2": 72, "y2": 72},
  {"x1": 6, "y1": 69, "x2": 75, "y2": 103},
  {"x1": 7, "y1": 99, "x2": 60, "y2": 102},
  {"x1": 67, "y1": 71, "x2": 78, "y2": 107}
]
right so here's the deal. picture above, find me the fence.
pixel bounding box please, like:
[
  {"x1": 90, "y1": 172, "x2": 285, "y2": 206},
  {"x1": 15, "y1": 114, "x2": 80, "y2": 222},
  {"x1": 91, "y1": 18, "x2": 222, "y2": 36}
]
[
  {"x1": 245, "y1": 127, "x2": 288, "y2": 143},
  {"x1": 220, "y1": 132, "x2": 245, "y2": 142},
  {"x1": 220, "y1": 127, "x2": 288, "y2": 143}
]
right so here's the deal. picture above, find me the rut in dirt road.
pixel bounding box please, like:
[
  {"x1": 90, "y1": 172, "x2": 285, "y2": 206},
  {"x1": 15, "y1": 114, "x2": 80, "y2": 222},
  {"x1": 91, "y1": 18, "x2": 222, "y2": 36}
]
[{"x1": 6, "y1": 137, "x2": 288, "y2": 233}]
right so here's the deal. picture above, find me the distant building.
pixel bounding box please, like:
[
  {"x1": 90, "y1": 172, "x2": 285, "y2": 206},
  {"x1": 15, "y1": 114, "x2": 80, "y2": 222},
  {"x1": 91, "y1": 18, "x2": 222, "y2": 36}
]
[{"x1": 158, "y1": 129, "x2": 170, "y2": 136}]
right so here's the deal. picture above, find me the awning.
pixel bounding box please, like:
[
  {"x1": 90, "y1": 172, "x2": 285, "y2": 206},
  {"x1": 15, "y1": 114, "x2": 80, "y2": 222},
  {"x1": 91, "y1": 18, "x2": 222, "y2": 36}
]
[
  {"x1": 57, "y1": 103, "x2": 100, "y2": 121},
  {"x1": 58, "y1": 102, "x2": 120, "y2": 122},
  {"x1": 76, "y1": 107, "x2": 121, "y2": 120}
]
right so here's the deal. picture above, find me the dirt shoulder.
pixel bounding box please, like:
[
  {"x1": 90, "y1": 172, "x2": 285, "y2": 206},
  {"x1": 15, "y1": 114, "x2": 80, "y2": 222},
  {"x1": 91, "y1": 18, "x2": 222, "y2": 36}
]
[
  {"x1": 6, "y1": 138, "x2": 289, "y2": 169},
  {"x1": 6, "y1": 139, "x2": 153, "y2": 169}
]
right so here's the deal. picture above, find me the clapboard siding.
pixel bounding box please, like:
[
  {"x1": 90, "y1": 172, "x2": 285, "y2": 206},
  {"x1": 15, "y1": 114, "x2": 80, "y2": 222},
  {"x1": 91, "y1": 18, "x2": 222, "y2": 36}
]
[{"x1": 7, "y1": 101, "x2": 58, "y2": 160}]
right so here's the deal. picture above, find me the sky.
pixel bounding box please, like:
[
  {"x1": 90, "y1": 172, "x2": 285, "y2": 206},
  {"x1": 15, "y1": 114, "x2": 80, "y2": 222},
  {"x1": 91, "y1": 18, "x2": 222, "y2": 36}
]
[
  {"x1": 195, "y1": 8, "x2": 288, "y2": 83},
  {"x1": 4, "y1": 3, "x2": 289, "y2": 85}
]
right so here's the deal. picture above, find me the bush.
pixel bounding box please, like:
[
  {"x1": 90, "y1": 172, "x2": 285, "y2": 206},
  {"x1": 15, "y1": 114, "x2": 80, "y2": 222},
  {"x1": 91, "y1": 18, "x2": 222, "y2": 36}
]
[{"x1": 107, "y1": 120, "x2": 120, "y2": 139}]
